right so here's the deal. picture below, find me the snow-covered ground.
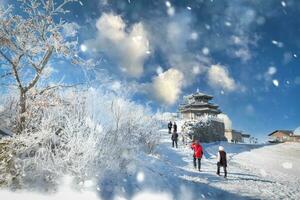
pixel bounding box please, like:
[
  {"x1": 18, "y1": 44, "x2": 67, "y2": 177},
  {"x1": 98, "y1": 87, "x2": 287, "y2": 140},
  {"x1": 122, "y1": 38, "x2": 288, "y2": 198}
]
[{"x1": 1, "y1": 130, "x2": 299, "y2": 200}]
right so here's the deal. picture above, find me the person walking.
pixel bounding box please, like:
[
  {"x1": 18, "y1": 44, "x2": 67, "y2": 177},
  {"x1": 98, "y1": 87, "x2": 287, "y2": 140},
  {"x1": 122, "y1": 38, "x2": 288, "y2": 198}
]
[
  {"x1": 168, "y1": 121, "x2": 173, "y2": 134},
  {"x1": 191, "y1": 140, "x2": 203, "y2": 171},
  {"x1": 217, "y1": 146, "x2": 227, "y2": 178},
  {"x1": 171, "y1": 131, "x2": 178, "y2": 148},
  {"x1": 173, "y1": 122, "x2": 177, "y2": 133}
]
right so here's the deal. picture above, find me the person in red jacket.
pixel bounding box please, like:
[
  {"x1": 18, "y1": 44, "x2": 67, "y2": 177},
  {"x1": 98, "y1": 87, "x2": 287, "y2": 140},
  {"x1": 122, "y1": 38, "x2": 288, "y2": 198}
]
[{"x1": 191, "y1": 140, "x2": 203, "y2": 171}]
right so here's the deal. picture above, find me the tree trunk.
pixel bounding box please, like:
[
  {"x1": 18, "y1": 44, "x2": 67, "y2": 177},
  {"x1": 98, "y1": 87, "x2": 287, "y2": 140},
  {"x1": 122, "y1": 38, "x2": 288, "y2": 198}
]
[{"x1": 18, "y1": 90, "x2": 27, "y2": 134}]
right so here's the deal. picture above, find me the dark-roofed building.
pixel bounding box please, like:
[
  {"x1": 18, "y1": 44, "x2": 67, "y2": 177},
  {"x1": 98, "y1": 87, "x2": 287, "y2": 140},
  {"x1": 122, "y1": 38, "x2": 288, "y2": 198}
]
[
  {"x1": 179, "y1": 91, "x2": 226, "y2": 142},
  {"x1": 268, "y1": 130, "x2": 300, "y2": 143},
  {"x1": 179, "y1": 92, "x2": 221, "y2": 120}
]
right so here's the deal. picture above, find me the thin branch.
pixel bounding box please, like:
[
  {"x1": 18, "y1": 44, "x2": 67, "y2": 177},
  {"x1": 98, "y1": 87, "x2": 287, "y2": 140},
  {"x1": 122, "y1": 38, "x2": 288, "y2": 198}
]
[
  {"x1": 38, "y1": 83, "x2": 83, "y2": 95},
  {"x1": 0, "y1": 71, "x2": 13, "y2": 79},
  {"x1": 0, "y1": 50, "x2": 14, "y2": 66},
  {"x1": 0, "y1": 51, "x2": 24, "y2": 90},
  {"x1": 25, "y1": 47, "x2": 54, "y2": 92}
]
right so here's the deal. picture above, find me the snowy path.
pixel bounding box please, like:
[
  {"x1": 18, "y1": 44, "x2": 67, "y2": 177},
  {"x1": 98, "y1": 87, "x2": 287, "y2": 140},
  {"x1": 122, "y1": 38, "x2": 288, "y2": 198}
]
[
  {"x1": 2, "y1": 130, "x2": 298, "y2": 200},
  {"x1": 133, "y1": 130, "x2": 300, "y2": 200}
]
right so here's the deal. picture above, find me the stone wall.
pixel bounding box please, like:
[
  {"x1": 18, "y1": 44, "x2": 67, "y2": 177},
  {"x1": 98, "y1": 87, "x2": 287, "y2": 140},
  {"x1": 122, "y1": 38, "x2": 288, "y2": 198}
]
[{"x1": 190, "y1": 120, "x2": 226, "y2": 143}]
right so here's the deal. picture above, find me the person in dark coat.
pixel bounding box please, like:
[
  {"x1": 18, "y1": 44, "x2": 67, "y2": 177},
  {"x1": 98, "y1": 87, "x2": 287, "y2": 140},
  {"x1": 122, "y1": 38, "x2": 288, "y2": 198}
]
[
  {"x1": 217, "y1": 146, "x2": 227, "y2": 178},
  {"x1": 191, "y1": 140, "x2": 203, "y2": 171},
  {"x1": 171, "y1": 131, "x2": 179, "y2": 148},
  {"x1": 168, "y1": 121, "x2": 172, "y2": 134},
  {"x1": 173, "y1": 122, "x2": 177, "y2": 133}
]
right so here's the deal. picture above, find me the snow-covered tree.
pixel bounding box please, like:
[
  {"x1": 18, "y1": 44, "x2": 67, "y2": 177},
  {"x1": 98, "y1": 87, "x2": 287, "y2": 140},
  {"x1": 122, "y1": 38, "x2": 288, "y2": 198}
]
[
  {"x1": 0, "y1": 88, "x2": 160, "y2": 190},
  {"x1": 0, "y1": 0, "x2": 81, "y2": 133}
]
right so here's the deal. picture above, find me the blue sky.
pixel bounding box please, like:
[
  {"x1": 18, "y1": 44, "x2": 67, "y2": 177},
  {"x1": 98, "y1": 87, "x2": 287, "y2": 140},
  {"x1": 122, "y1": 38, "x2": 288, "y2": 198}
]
[{"x1": 1, "y1": 0, "x2": 300, "y2": 140}]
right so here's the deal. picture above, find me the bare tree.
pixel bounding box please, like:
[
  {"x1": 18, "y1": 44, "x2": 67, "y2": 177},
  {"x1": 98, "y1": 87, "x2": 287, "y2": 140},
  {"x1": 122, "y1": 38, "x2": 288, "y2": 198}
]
[{"x1": 0, "y1": 0, "x2": 81, "y2": 133}]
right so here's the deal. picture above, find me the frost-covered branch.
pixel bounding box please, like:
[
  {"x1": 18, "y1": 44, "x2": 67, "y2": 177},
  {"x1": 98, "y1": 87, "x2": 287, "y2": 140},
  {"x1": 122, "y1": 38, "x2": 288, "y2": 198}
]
[{"x1": 0, "y1": 0, "x2": 82, "y2": 132}]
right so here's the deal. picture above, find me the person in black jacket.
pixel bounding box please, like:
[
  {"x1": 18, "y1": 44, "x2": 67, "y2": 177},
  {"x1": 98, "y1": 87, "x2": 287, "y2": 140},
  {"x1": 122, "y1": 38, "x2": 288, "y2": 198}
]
[
  {"x1": 173, "y1": 122, "x2": 177, "y2": 133},
  {"x1": 168, "y1": 121, "x2": 172, "y2": 134},
  {"x1": 217, "y1": 146, "x2": 227, "y2": 178},
  {"x1": 171, "y1": 131, "x2": 179, "y2": 148}
]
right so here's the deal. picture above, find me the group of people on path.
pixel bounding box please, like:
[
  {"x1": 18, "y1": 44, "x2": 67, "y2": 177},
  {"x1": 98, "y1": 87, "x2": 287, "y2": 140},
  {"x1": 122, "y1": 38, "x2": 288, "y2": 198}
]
[
  {"x1": 168, "y1": 121, "x2": 178, "y2": 148},
  {"x1": 167, "y1": 121, "x2": 227, "y2": 178},
  {"x1": 190, "y1": 140, "x2": 227, "y2": 177}
]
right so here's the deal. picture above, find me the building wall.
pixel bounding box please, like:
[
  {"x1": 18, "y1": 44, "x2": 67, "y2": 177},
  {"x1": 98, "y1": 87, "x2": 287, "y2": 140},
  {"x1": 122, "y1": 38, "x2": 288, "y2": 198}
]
[
  {"x1": 270, "y1": 132, "x2": 291, "y2": 142},
  {"x1": 290, "y1": 136, "x2": 300, "y2": 142},
  {"x1": 225, "y1": 129, "x2": 244, "y2": 143},
  {"x1": 225, "y1": 130, "x2": 233, "y2": 142},
  {"x1": 192, "y1": 120, "x2": 226, "y2": 142}
]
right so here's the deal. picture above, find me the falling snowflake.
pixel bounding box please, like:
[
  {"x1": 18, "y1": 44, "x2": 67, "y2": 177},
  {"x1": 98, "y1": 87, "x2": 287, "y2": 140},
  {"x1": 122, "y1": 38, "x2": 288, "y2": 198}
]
[
  {"x1": 80, "y1": 44, "x2": 87, "y2": 52},
  {"x1": 136, "y1": 172, "x2": 145, "y2": 182},
  {"x1": 190, "y1": 32, "x2": 198, "y2": 40},
  {"x1": 167, "y1": 7, "x2": 175, "y2": 16},
  {"x1": 267, "y1": 66, "x2": 277, "y2": 75},
  {"x1": 225, "y1": 21, "x2": 231, "y2": 27},
  {"x1": 165, "y1": 1, "x2": 171, "y2": 7},
  {"x1": 202, "y1": 47, "x2": 210, "y2": 55},
  {"x1": 281, "y1": 1, "x2": 286, "y2": 7},
  {"x1": 187, "y1": 6, "x2": 192, "y2": 10},
  {"x1": 272, "y1": 40, "x2": 284, "y2": 48},
  {"x1": 272, "y1": 79, "x2": 279, "y2": 87},
  {"x1": 156, "y1": 66, "x2": 163, "y2": 75}
]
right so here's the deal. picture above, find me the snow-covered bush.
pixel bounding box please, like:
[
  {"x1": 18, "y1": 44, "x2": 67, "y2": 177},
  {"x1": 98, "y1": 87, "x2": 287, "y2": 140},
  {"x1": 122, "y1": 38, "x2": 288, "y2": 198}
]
[{"x1": 0, "y1": 88, "x2": 160, "y2": 191}]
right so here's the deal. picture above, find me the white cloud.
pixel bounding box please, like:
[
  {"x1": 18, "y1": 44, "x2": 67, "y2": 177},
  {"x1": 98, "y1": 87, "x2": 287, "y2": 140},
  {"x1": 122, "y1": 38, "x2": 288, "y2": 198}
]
[
  {"x1": 158, "y1": 14, "x2": 210, "y2": 86},
  {"x1": 207, "y1": 64, "x2": 238, "y2": 92},
  {"x1": 85, "y1": 13, "x2": 150, "y2": 78},
  {"x1": 230, "y1": 35, "x2": 253, "y2": 62},
  {"x1": 151, "y1": 68, "x2": 184, "y2": 105}
]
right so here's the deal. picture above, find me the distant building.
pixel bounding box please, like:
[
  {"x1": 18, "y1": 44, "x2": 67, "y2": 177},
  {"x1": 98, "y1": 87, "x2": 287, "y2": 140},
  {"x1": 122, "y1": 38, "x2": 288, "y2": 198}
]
[
  {"x1": 179, "y1": 91, "x2": 252, "y2": 143},
  {"x1": 179, "y1": 92, "x2": 221, "y2": 120},
  {"x1": 225, "y1": 129, "x2": 250, "y2": 143},
  {"x1": 268, "y1": 130, "x2": 300, "y2": 143},
  {"x1": 179, "y1": 92, "x2": 225, "y2": 142}
]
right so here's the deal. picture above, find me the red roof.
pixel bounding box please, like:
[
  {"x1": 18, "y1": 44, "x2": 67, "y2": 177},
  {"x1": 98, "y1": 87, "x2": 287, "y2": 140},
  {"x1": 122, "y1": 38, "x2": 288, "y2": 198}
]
[{"x1": 268, "y1": 130, "x2": 293, "y2": 136}]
